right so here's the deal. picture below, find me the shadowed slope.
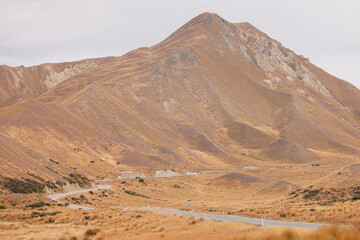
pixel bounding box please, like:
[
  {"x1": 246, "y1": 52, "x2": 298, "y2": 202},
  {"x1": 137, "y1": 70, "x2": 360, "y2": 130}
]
[{"x1": 0, "y1": 12, "x2": 359, "y2": 182}]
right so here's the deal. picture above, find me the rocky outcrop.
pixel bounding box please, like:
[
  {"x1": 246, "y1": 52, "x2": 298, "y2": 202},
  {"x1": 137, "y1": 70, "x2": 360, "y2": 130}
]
[
  {"x1": 0, "y1": 57, "x2": 116, "y2": 106},
  {"x1": 154, "y1": 170, "x2": 182, "y2": 178}
]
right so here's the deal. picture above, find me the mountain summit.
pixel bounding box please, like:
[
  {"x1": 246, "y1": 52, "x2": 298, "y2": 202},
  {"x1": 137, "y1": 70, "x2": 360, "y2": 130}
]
[{"x1": 0, "y1": 13, "x2": 359, "y2": 183}]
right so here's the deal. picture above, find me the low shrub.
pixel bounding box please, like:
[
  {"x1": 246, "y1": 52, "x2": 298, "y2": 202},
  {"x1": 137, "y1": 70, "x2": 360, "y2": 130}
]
[
  {"x1": 0, "y1": 177, "x2": 45, "y2": 193},
  {"x1": 63, "y1": 173, "x2": 91, "y2": 187},
  {"x1": 84, "y1": 228, "x2": 101, "y2": 236},
  {"x1": 26, "y1": 202, "x2": 50, "y2": 209},
  {"x1": 124, "y1": 190, "x2": 150, "y2": 199}
]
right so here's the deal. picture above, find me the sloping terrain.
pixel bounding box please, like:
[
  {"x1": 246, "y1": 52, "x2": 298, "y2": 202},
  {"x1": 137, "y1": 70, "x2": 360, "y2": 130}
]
[
  {"x1": 0, "y1": 57, "x2": 117, "y2": 107},
  {"x1": 312, "y1": 163, "x2": 360, "y2": 189},
  {"x1": 287, "y1": 163, "x2": 360, "y2": 205},
  {"x1": 0, "y1": 12, "x2": 360, "y2": 186},
  {"x1": 259, "y1": 138, "x2": 317, "y2": 163},
  {"x1": 212, "y1": 172, "x2": 300, "y2": 194},
  {"x1": 213, "y1": 172, "x2": 267, "y2": 186}
]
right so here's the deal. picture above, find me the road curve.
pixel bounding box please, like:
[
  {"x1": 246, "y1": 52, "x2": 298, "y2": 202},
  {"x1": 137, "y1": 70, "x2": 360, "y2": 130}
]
[
  {"x1": 47, "y1": 184, "x2": 111, "y2": 210},
  {"x1": 47, "y1": 185, "x2": 325, "y2": 229},
  {"x1": 148, "y1": 209, "x2": 323, "y2": 230}
]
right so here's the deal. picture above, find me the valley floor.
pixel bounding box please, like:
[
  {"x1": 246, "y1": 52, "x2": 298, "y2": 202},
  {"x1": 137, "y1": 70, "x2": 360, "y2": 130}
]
[{"x1": 2, "y1": 164, "x2": 360, "y2": 239}]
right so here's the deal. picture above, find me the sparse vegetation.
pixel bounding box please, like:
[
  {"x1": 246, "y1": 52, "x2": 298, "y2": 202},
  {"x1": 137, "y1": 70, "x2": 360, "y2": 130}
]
[
  {"x1": 0, "y1": 204, "x2": 6, "y2": 209},
  {"x1": 46, "y1": 217, "x2": 55, "y2": 223},
  {"x1": 290, "y1": 184, "x2": 360, "y2": 206},
  {"x1": 45, "y1": 166, "x2": 59, "y2": 174},
  {"x1": 26, "y1": 201, "x2": 50, "y2": 209},
  {"x1": 124, "y1": 190, "x2": 150, "y2": 199},
  {"x1": 63, "y1": 173, "x2": 91, "y2": 187},
  {"x1": 27, "y1": 173, "x2": 59, "y2": 190},
  {"x1": 84, "y1": 228, "x2": 101, "y2": 236},
  {"x1": 0, "y1": 177, "x2": 45, "y2": 193},
  {"x1": 49, "y1": 159, "x2": 59, "y2": 164}
]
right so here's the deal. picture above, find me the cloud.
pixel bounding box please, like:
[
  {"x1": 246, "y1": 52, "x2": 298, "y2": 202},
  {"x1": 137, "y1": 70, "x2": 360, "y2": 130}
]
[
  {"x1": 0, "y1": 55, "x2": 23, "y2": 66},
  {"x1": 0, "y1": 1, "x2": 120, "y2": 47}
]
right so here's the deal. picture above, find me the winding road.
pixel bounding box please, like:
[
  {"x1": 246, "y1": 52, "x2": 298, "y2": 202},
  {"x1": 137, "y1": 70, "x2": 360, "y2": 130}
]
[
  {"x1": 47, "y1": 184, "x2": 325, "y2": 230},
  {"x1": 47, "y1": 184, "x2": 111, "y2": 210},
  {"x1": 47, "y1": 164, "x2": 348, "y2": 228}
]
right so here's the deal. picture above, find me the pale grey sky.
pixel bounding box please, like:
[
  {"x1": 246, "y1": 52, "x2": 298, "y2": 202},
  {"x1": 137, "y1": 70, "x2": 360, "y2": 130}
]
[{"x1": 1, "y1": 0, "x2": 359, "y2": 88}]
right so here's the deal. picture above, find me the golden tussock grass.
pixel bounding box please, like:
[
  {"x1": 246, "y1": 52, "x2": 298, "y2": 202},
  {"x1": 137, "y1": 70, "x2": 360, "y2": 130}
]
[{"x1": 235, "y1": 224, "x2": 360, "y2": 240}]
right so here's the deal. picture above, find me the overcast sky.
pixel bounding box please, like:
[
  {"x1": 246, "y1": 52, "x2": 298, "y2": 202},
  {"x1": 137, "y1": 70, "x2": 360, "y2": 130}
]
[{"x1": 1, "y1": 0, "x2": 359, "y2": 88}]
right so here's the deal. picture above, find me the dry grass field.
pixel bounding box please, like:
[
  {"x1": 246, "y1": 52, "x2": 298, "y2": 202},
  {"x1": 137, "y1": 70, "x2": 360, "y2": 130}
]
[{"x1": 2, "y1": 164, "x2": 360, "y2": 239}]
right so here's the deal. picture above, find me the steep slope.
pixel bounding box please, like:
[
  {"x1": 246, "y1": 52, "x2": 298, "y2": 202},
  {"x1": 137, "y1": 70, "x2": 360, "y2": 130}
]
[{"x1": 0, "y1": 12, "x2": 360, "y2": 184}]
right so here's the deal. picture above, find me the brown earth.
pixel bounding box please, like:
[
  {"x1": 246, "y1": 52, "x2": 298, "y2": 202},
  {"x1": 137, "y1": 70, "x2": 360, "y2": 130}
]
[
  {"x1": 312, "y1": 163, "x2": 360, "y2": 189},
  {"x1": 0, "y1": 12, "x2": 359, "y2": 188}
]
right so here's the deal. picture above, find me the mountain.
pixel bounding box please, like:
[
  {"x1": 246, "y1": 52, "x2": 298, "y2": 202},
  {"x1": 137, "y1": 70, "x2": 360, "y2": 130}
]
[
  {"x1": 0, "y1": 57, "x2": 117, "y2": 107},
  {"x1": 0, "y1": 12, "x2": 360, "y2": 185}
]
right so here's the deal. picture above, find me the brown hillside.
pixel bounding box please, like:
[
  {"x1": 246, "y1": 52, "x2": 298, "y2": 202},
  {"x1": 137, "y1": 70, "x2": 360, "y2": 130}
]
[
  {"x1": 0, "y1": 12, "x2": 359, "y2": 183},
  {"x1": 0, "y1": 57, "x2": 117, "y2": 107},
  {"x1": 259, "y1": 138, "x2": 317, "y2": 163},
  {"x1": 312, "y1": 163, "x2": 360, "y2": 189},
  {"x1": 212, "y1": 172, "x2": 301, "y2": 194}
]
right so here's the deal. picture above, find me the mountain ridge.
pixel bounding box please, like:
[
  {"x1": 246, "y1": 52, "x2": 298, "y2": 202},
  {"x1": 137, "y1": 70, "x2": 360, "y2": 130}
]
[{"x1": 0, "y1": 12, "x2": 359, "y2": 185}]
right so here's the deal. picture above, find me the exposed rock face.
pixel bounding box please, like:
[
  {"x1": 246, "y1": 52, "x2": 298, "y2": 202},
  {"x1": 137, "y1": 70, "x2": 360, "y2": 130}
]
[
  {"x1": 0, "y1": 57, "x2": 116, "y2": 106},
  {"x1": 234, "y1": 23, "x2": 333, "y2": 99},
  {"x1": 154, "y1": 170, "x2": 182, "y2": 178},
  {"x1": 0, "y1": 12, "x2": 359, "y2": 181}
]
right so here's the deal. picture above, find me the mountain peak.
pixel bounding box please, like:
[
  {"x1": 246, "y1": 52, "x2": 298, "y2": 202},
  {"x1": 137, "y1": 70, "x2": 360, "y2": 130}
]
[
  {"x1": 181, "y1": 12, "x2": 228, "y2": 30},
  {"x1": 1, "y1": 12, "x2": 360, "y2": 182},
  {"x1": 156, "y1": 12, "x2": 231, "y2": 51},
  {"x1": 192, "y1": 12, "x2": 222, "y2": 21}
]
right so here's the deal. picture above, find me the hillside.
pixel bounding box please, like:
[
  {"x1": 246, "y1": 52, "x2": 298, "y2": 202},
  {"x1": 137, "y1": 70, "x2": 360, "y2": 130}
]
[
  {"x1": 211, "y1": 172, "x2": 301, "y2": 194},
  {"x1": 312, "y1": 163, "x2": 360, "y2": 189},
  {"x1": 0, "y1": 12, "x2": 360, "y2": 187},
  {"x1": 0, "y1": 57, "x2": 117, "y2": 107}
]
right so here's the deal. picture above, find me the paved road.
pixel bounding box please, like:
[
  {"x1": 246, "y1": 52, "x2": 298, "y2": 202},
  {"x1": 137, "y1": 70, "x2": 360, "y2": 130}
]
[
  {"x1": 47, "y1": 184, "x2": 326, "y2": 229},
  {"x1": 149, "y1": 209, "x2": 324, "y2": 230},
  {"x1": 48, "y1": 164, "x2": 346, "y2": 227},
  {"x1": 47, "y1": 184, "x2": 111, "y2": 210}
]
